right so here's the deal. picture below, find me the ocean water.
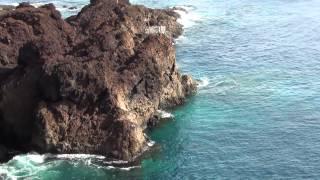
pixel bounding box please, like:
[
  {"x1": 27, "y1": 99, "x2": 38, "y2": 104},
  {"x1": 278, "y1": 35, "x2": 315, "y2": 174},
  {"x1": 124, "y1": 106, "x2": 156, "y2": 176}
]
[{"x1": 1, "y1": 0, "x2": 320, "y2": 179}]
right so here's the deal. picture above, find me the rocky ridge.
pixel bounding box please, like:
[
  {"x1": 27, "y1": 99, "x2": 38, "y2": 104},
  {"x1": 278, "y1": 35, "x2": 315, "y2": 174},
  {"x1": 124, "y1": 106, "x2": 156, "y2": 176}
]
[{"x1": 0, "y1": 0, "x2": 196, "y2": 162}]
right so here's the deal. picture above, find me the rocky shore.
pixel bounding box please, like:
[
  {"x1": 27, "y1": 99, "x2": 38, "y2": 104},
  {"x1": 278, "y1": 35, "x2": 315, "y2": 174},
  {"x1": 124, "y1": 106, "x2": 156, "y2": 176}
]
[{"x1": 0, "y1": 0, "x2": 196, "y2": 162}]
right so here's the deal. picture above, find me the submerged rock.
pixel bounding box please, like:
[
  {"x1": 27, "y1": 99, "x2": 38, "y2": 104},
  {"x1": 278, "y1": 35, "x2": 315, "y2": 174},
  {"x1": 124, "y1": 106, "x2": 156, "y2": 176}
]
[{"x1": 0, "y1": 0, "x2": 196, "y2": 162}]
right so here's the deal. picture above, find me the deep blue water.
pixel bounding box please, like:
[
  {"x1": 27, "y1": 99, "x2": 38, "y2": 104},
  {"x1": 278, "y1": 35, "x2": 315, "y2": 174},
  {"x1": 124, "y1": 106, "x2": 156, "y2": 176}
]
[{"x1": 1, "y1": 0, "x2": 320, "y2": 179}]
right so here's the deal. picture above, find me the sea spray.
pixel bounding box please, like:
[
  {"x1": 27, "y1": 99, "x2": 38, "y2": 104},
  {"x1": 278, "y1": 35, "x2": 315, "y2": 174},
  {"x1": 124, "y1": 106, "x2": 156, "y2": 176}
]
[
  {"x1": 173, "y1": 5, "x2": 202, "y2": 29},
  {"x1": 0, "y1": 153, "x2": 48, "y2": 180},
  {"x1": 173, "y1": 5, "x2": 203, "y2": 44},
  {"x1": 198, "y1": 77, "x2": 210, "y2": 88},
  {"x1": 157, "y1": 110, "x2": 175, "y2": 119},
  {"x1": 0, "y1": 152, "x2": 144, "y2": 178}
]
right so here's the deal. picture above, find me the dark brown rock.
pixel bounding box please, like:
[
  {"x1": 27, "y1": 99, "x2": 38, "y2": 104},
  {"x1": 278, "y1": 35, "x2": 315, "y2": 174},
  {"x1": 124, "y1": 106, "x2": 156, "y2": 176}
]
[
  {"x1": 0, "y1": 145, "x2": 7, "y2": 162},
  {"x1": 0, "y1": 0, "x2": 196, "y2": 162}
]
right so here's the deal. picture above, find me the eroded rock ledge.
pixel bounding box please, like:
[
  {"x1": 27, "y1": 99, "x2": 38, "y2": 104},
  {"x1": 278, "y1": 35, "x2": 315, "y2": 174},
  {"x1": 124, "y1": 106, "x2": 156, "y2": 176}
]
[{"x1": 0, "y1": 0, "x2": 196, "y2": 162}]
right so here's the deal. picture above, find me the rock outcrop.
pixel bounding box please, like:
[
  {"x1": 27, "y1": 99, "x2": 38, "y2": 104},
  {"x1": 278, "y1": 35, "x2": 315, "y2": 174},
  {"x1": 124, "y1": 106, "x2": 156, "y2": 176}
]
[{"x1": 0, "y1": 0, "x2": 196, "y2": 162}]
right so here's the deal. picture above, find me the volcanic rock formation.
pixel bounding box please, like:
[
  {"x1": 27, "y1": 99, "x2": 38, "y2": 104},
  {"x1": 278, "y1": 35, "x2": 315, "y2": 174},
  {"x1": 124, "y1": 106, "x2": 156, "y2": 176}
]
[{"x1": 0, "y1": 0, "x2": 196, "y2": 162}]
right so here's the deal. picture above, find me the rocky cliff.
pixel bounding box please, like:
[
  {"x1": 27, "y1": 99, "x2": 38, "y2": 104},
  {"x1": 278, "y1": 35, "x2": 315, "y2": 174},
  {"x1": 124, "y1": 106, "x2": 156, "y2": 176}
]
[{"x1": 0, "y1": 0, "x2": 196, "y2": 162}]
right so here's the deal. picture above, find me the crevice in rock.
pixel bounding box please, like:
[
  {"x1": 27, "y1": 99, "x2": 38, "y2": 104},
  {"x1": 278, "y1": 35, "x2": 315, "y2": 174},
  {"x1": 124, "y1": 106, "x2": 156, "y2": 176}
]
[{"x1": 18, "y1": 42, "x2": 41, "y2": 65}]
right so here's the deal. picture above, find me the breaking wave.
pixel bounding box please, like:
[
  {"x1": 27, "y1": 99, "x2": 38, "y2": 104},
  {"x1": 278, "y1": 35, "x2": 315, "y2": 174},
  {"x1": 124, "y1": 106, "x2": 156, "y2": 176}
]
[
  {"x1": 0, "y1": 153, "x2": 142, "y2": 179},
  {"x1": 157, "y1": 110, "x2": 175, "y2": 119},
  {"x1": 197, "y1": 77, "x2": 210, "y2": 88},
  {"x1": 173, "y1": 5, "x2": 203, "y2": 29}
]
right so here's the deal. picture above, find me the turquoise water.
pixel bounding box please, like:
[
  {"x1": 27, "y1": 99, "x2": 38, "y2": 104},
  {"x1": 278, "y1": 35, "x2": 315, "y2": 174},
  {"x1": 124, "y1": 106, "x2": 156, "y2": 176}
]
[{"x1": 1, "y1": 0, "x2": 320, "y2": 179}]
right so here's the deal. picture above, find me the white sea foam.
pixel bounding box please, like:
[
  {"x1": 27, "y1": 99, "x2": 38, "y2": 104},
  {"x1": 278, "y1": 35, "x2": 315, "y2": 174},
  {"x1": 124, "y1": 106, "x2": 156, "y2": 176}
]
[
  {"x1": 175, "y1": 34, "x2": 188, "y2": 44},
  {"x1": 213, "y1": 79, "x2": 238, "y2": 88},
  {"x1": 0, "y1": 152, "x2": 144, "y2": 178},
  {"x1": 173, "y1": 5, "x2": 202, "y2": 29},
  {"x1": 197, "y1": 76, "x2": 240, "y2": 94},
  {"x1": 147, "y1": 140, "x2": 155, "y2": 147},
  {"x1": 198, "y1": 77, "x2": 210, "y2": 88},
  {"x1": 104, "y1": 160, "x2": 129, "y2": 165},
  {"x1": 157, "y1": 110, "x2": 175, "y2": 119},
  {"x1": 56, "y1": 5, "x2": 83, "y2": 13},
  {"x1": 54, "y1": 154, "x2": 134, "y2": 168},
  {"x1": 211, "y1": 78, "x2": 239, "y2": 95},
  {"x1": 106, "y1": 165, "x2": 141, "y2": 171},
  {"x1": 30, "y1": 3, "x2": 45, "y2": 8},
  {"x1": 55, "y1": 154, "x2": 106, "y2": 160},
  {"x1": 0, "y1": 153, "x2": 47, "y2": 180}
]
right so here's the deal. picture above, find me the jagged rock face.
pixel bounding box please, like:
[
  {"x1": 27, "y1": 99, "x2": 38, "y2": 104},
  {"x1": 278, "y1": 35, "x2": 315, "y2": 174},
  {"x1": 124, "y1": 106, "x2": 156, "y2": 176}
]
[{"x1": 0, "y1": 0, "x2": 196, "y2": 161}]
